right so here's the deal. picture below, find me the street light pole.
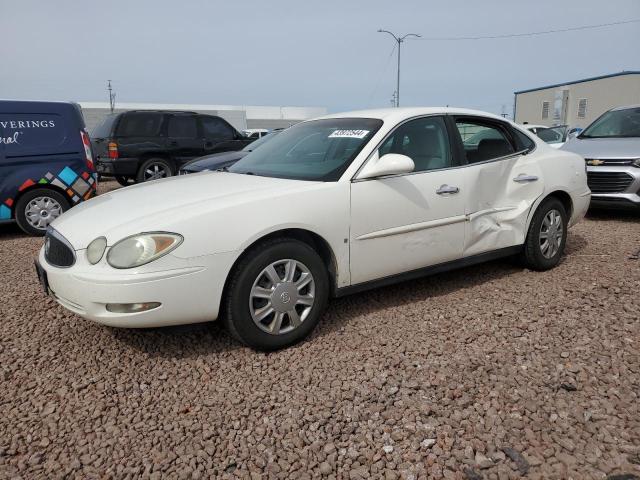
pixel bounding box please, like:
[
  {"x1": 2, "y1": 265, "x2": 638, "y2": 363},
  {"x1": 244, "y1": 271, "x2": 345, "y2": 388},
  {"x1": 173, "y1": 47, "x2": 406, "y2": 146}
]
[{"x1": 378, "y1": 29, "x2": 421, "y2": 107}]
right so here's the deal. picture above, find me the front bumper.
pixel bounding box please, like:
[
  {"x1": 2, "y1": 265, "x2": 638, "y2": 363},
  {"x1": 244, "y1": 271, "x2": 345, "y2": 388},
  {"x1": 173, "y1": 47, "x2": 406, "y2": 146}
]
[
  {"x1": 38, "y1": 247, "x2": 238, "y2": 328},
  {"x1": 587, "y1": 165, "x2": 640, "y2": 208}
]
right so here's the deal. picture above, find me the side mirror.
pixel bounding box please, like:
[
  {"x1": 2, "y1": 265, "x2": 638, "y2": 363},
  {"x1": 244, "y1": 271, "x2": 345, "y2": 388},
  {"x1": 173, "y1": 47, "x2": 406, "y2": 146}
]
[{"x1": 357, "y1": 153, "x2": 415, "y2": 180}]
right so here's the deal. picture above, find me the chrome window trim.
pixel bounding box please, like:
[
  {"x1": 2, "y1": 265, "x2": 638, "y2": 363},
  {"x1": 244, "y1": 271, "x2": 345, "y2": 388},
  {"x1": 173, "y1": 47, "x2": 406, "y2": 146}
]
[{"x1": 351, "y1": 113, "x2": 531, "y2": 183}]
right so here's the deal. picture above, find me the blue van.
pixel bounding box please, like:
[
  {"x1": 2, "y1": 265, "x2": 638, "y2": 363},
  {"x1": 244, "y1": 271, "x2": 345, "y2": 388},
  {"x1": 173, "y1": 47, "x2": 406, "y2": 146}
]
[{"x1": 0, "y1": 100, "x2": 97, "y2": 235}]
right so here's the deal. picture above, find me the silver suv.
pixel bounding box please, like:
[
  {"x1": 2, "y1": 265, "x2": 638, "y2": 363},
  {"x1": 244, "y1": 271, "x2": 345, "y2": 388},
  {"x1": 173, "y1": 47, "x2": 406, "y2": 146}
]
[{"x1": 562, "y1": 105, "x2": 640, "y2": 209}]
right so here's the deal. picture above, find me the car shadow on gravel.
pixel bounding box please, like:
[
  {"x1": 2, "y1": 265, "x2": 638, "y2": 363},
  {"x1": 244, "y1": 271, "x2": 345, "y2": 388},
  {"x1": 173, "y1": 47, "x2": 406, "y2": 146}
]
[
  {"x1": 586, "y1": 207, "x2": 640, "y2": 223},
  {"x1": 0, "y1": 221, "x2": 27, "y2": 238},
  {"x1": 108, "y1": 232, "x2": 592, "y2": 356},
  {"x1": 313, "y1": 231, "x2": 590, "y2": 340},
  {"x1": 107, "y1": 320, "x2": 243, "y2": 358}
]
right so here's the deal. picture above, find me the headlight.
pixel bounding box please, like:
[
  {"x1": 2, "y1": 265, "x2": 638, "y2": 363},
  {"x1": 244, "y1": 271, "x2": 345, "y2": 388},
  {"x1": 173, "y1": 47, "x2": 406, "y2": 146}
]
[
  {"x1": 106, "y1": 233, "x2": 183, "y2": 269},
  {"x1": 633, "y1": 158, "x2": 640, "y2": 168},
  {"x1": 86, "y1": 237, "x2": 107, "y2": 264}
]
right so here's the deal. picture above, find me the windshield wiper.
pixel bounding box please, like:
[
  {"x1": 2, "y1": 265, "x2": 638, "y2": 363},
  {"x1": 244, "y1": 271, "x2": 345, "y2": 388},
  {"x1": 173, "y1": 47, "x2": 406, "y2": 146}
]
[{"x1": 217, "y1": 165, "x2": 230, "y2": 172}]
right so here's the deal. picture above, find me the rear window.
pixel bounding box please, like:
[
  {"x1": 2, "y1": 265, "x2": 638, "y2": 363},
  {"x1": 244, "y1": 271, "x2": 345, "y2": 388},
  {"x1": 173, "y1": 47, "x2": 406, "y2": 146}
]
[
  {"x1": 91, "y1": 114, "x2": 118, "y2": 138},
  {"x1": 116, "y1": 112, "x2": 163, "y2": 137},
  {"x1": 168, "y1": 115, "x2": 198, "y2": 138},
  {"x1": 0, "y1": 113, "x2": 68, "y2": 155}
]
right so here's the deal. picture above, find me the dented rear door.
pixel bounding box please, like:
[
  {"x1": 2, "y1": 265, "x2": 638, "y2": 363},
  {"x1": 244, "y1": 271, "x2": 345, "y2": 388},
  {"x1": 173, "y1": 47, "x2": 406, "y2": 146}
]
[
  {"x1": 453, "y1": 117, "x2": 544, "y2": 257},
  {"x1": 462, "y1": 154, "x2": 543, "y2": 256}
]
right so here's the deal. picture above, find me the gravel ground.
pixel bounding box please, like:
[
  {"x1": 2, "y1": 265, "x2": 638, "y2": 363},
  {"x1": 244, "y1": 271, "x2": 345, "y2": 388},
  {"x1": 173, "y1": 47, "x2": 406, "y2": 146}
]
[{"x1": 1, "y1": 180, "x2": 639, "y2": 480}]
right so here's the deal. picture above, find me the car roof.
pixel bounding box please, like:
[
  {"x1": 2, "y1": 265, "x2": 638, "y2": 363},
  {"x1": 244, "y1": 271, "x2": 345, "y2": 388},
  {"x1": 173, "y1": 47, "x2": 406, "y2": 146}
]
[
  {"x1": 313, "y1": 107, "x2": 509, "y2": 123},
  {"x1": 124, "y1": 110, "x2": 197, "y2": 114},
  {"x1": 611, "y1": 104, "x2": 640, "y2": 111}
]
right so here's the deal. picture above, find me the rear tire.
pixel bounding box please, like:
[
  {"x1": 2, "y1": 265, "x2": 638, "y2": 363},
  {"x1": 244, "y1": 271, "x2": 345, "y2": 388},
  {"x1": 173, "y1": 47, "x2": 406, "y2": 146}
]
[
  {"x1": 136, "y1": 158, "x2": 173, "y2": 183},
  {"x1": 15, "y1": 188, "x2": 70, "y2": 236},
  {"x1": 115, "y1": 175, "x2": 134, "y2": 187},
  {"x1": 223, "y1": 238, "x2": 329, "y2": 351},
  {"x1": 521, "y1": 197, "x2": 568, "y2": 271}
]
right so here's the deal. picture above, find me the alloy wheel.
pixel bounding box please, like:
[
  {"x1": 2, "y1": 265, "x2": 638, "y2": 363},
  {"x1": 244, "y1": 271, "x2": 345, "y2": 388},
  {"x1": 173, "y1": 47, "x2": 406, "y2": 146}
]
[
  {"x1": 539, "y1": 209, "x2": 564, "y2": 259},
  {"x1": 144, "y1": 163, "x2": 170, "y2": 181}
]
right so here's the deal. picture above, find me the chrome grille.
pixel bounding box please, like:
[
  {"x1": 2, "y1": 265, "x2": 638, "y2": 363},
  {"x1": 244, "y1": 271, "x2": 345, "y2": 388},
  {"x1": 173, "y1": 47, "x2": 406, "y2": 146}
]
[
  {"x1": 585, "y1": 158, "x2": 636, "y2": 166},
  {"x1": 44, "y1": 229, "x2": 76, "y2": 268},
  {"x1": 587, "y1": 171, "x2": 634, "y2": 193}
]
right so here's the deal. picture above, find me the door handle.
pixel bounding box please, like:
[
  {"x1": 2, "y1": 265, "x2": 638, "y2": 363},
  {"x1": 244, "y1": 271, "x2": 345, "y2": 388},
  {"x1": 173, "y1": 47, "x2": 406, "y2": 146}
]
[
  {"x1": 513, "y1": 174, "x2": 539, "y2": 183},
  {"x1": 436, "y1": 185, "x2": 460, "y2": 195}
]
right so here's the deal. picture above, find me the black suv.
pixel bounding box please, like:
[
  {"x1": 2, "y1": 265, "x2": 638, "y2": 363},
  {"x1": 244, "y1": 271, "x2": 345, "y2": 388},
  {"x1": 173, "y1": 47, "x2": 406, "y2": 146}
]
[{"x1": 91, "y1": 110, "x2": 253, "y2": 184}]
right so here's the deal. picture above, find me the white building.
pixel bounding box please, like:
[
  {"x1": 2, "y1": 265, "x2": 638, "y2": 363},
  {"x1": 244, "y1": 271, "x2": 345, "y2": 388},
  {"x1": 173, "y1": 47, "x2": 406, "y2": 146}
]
[
  {"x1": 514, "y1": 71, "x2": 640, "y2": 129},
  {"x1": 79, "y1": 102, "x2": 327, "y2": 133}
]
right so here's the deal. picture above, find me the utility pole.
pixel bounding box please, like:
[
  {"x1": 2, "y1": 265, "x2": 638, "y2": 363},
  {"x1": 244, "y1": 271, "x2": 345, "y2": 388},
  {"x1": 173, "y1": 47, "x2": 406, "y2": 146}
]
[
  {"x1": 107, "y1": 80, "x2": 116, "y2": 113},
  {"x1": 378, "y1": 29, "x2": 421, "y2": 107},
  {"x1": 390, "y1": 91, "x2": 397, "y2": 107}
]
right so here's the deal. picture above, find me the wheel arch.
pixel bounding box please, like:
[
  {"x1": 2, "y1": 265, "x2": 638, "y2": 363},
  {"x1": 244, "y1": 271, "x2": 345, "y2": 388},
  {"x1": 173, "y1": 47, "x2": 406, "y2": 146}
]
[
  {"x1": 546, "y1": 189, "x2": 573, "y2": 218},
  {"x1": 221, "y1": 228, "x2": 340, "y2": 306},
  {"x1": 526, "y1": 189, "x2": 574, "y2": 234},
  {"x1": 11, "y1": 183, "x2": 72, "y2": 219}
]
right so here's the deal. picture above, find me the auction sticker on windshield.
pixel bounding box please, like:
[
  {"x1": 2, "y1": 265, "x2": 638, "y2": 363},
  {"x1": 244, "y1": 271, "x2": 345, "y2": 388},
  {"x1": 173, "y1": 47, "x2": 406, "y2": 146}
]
[{"x1": 329, "y1": 129, "x2": 369, "y2": 139}]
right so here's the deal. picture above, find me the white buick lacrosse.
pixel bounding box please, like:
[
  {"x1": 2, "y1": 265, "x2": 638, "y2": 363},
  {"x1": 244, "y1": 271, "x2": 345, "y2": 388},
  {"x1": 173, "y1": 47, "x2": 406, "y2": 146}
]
[{"x1": 36, "y1": 108, "x2": 590, "y2": 350}]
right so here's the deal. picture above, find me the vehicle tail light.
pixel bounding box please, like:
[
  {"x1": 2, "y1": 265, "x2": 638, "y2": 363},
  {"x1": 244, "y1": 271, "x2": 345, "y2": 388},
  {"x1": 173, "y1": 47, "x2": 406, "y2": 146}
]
[
  {"x1": 108, "y1": 141, "x2": 119, "y2": 160},
  {"x1": 80, "y1": 130, "x2": 95, "y2": 171}
]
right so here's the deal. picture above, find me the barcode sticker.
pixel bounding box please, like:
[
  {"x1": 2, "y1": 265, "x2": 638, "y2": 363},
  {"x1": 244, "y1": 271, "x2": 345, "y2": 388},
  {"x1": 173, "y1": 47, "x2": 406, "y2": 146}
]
[{"x1": 328, "y1": 129, "x2": 369, "y2": 139}]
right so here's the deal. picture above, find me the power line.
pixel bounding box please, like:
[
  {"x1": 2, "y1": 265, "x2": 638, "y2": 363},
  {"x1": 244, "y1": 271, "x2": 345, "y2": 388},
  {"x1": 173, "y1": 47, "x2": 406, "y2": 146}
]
[
  {"x1": 366, "y1": 43, "x2": 397, "y2": 107},
  {"x1": 412, "y1": 18, "x2": 640, "y2": 41}
]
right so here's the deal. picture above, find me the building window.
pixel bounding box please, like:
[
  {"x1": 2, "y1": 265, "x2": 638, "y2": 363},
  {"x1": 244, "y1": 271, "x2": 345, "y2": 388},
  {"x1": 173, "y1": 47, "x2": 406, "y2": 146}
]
[
  {"x1": 542, "y1": 101, "x2": 549, "y2": 119},
  {"x1": 578, "y1": 98, "x2": 587, "y2": 119}
]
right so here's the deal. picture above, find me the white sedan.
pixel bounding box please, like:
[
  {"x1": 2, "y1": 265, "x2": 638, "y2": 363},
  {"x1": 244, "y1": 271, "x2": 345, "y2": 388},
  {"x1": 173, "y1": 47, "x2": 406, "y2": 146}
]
[{"x1": 36, "y1": 108, "x2": 590, "y2": 350}]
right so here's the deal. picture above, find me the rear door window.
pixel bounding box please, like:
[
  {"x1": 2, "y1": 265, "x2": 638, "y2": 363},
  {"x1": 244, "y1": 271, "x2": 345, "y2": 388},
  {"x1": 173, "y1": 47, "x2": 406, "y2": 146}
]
[
  {"x1": 201, "y1": 116, "x2": 235, "y2": 141},
  {"x1": 0, "y1": 113, "x2": 68, "y2": 157},
  {"x1": 168, "y1": 115, "x2": 198, "y2": 138},
  {"x1": 116, "y1": 113, "x2": 163, "y2": 137},
  {"x1": 455, "y1": 119, "x2": 515, "y2": 164},
  {"x1": 511, "y1": 128, "x2": 536, "y2": 151}
]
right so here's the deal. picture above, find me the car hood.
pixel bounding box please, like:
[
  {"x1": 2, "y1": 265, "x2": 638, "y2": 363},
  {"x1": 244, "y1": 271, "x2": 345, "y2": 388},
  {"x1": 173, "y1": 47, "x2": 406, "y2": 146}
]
[
  {"x1": 182, "y1": 151, "x2": 248, "y2": 171},
  {"x1": 561, "y1": 137, "x2": 640, "y2": 158},
  {"x1": 52, "y1": 172, "x2": 319, "y2": 249}
]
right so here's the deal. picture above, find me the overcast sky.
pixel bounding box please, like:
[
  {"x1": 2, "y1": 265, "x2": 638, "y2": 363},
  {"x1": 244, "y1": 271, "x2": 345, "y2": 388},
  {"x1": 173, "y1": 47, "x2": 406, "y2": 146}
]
[{"x1": 1, "y1": 0, "x2": 638, "y2": 116}]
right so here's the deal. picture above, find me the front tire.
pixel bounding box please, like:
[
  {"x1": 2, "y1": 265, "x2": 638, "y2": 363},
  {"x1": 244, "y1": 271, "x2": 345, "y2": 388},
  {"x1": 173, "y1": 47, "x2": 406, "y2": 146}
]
[
  {"x1": 115, "y1": 175, "x2": 134, "y2": 187},
  {"x1": 15, "y1": 188, "x2": 70, "y2": 236},
  {"x1": 522, "y1": 197, "x2": 568, "y2": 271},
  {"x1": 223, "y1": 238, "x2": 329, "y2": 351}
]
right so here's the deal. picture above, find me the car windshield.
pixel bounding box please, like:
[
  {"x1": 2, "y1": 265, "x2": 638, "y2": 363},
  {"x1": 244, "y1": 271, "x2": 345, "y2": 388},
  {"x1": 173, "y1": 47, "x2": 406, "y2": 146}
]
[
  {"x1": 580, "y1": 107, "x2": 640, "y2": 138},
  {"x1": 536, "y1": 126, "x2": 567, "y2": 144},
  {"x1": 241, "y1": 131, "x2": 279, "y2": 152},
  {"x1": 229, "y1": 118, "x2": 383, "y2": 181}
]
